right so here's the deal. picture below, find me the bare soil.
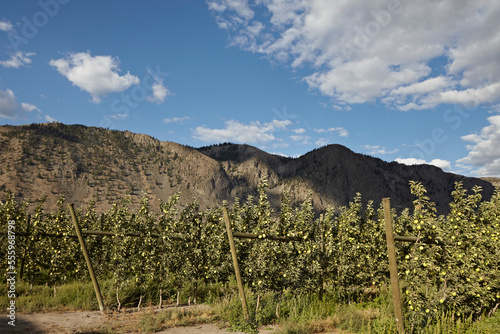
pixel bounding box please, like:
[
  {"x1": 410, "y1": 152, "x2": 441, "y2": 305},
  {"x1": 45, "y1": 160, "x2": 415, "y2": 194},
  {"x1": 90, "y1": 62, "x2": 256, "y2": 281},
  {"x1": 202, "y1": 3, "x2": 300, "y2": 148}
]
[{"x1": 0, "y1": 306, "x2": 278, "y2": 334}]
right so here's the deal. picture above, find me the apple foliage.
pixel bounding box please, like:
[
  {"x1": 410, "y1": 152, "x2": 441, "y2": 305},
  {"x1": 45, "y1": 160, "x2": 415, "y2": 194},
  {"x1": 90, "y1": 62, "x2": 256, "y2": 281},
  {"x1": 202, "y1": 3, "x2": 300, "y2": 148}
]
[{"x1": 0, "y1": 180, "x2": 499, "y2": 328}]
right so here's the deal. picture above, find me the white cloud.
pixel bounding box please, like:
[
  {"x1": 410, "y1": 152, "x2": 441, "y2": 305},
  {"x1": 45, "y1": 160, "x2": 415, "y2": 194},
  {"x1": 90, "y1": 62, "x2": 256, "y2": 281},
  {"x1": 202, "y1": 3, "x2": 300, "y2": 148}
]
[
  {"x1": 292, "y1": 128, "x2": 306, "y2": 134},
  {"x1": 146, "y1": 80, "x2": 170, "y2": 104},
  {"x1": 315, "y1": 138, "x2": 329, "y2": 146},
  {"x1": 194, "y1": 119, "x2": 291, "y2": 144},
  {"x1": 390, "y1": 77, "x2": 454, "y2": 97},
  {"x1": 0, "y1": 89, "x2": 40, "y2": 119},
  {"x1": 332, "y1": 127, "x2": 349, "y2": 138},
  {"x1": 363, "y1": 145, "x2": 398, "y2": 155},
  {"x1": 49, "y1": 51, "x2": 140, "y2": 103},
  {"x1": 146, "y1": 69, "x2": 173, "y2": 104},
  {"x1": 0, "y1": 51, "x2": 36, "y2": 68},
  {"x1": 396, "y1": 158, "x2": 427, "y2": 165},
  {"x1": 429, "y1": 159, "x2": 452, "y2": 171},
  {"x1": 290, "y1": 135, "x2": 310, "y2": 144},
  {"x1": 44, "y1": 115, "x2": 58, "y2": 123},
  {"x1": 456, "y1": 115, "x2": 500, "y2": 176},
  {"x1": 163, "y1": 116, "x2": 190, "y2": 124},
  {"x1": 491, "y1": 104, "x2": 500, "y2": 114},
  {"x1": 396, "y1": 157, "x2": 451, "y2": 171},
  {"x1": 314, "y1": 127, "x2": 348, "y2": 137},
  {"x1": 209, "y1": 0, "x2": 500, "y2": 109},
  {"x1": 0, "y1": 20, "x2": 13, "y2": 31},
  {"x1": 425, "y1": 83, "x2": 500, "y2": 107},
  {"x1": 20, "y1": 102, "x2": 40, "y2": 112},
  {"x1": 0, "y1": 89, "x2": 19, "y2": 119},
  {"x1": 110, "y1": 113, "x2": 129, "y2": 120},
  {"x1": 387, "y1": 76, "x2": 457, "y2": 109},
  {"x1": 207, "y1": 0, "x2": 254, "y2": 30}
]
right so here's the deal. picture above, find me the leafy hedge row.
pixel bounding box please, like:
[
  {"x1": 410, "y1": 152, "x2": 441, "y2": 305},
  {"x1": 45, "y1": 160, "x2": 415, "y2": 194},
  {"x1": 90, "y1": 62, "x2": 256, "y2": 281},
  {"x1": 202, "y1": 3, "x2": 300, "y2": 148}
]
[{"x1": 1, "y1": 180, "x2": 499, "y2": 329}]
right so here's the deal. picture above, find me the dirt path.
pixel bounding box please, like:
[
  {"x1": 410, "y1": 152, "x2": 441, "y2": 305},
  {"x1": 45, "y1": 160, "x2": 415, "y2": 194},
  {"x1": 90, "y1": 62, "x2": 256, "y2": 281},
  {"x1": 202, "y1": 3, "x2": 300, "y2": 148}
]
[
  {"x1": 1, "y1": 310, "x2": 107, "y2": 333},
  {"x1": 0, "y1": 309, "x2": 350, "y2": 334},
  {"x1": 0, "y1": 307, "x2": 276, "y2": 334}
]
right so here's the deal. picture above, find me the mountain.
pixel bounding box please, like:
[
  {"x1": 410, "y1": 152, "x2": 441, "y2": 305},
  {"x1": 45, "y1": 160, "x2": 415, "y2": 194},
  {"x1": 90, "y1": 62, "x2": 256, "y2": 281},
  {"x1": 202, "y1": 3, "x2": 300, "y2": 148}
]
[
  {"x1": 480, "y1": 177, "x2": 500, "y2": 188},
  {"x1": 0, "y1": 123, "x2": 495, "y2": 214},
  {"x1": 198, "y1": 143, "x2": 495, "y2": 213}
]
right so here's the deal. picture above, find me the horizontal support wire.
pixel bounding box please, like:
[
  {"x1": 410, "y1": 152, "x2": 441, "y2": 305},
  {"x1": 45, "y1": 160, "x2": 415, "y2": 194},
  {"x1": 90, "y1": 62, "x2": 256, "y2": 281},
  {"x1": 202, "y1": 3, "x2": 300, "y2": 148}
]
[
  {"x1": 1, "y1": 230, "x2": 428, "y2": 243},
  {"x1": 232, "y1": 231, "x2": 302, "y2": 242},
  {"x1": 0, "y1": 230, "x2": 183, "y2": 240}
]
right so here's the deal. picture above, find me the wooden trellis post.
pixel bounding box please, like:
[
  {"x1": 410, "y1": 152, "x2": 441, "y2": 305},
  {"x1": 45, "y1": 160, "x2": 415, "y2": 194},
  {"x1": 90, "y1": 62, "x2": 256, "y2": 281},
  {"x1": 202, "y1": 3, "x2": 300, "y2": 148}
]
[
  {"x1": 69, "y1": 204, "x2": 105, "y2": 314},
  {"x1": 383, "y1": 198, "x2": 404, "y2": 334},
  {"x1": 222, "y1": 206, "x2": 302, "y2": 321},
  {"x1": 1, "y1": 205, "x2": 188, "y2": 314},
  {"x1": 222, "y1": 207, "x2": 249, "y2": 320}
]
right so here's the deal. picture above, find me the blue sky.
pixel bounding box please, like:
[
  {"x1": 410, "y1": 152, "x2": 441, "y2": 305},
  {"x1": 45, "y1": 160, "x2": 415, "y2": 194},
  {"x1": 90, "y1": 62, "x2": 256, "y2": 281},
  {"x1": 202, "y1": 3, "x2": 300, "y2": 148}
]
[{"x1": 1, "y1": 0, "x2": 500, "y2": 177}]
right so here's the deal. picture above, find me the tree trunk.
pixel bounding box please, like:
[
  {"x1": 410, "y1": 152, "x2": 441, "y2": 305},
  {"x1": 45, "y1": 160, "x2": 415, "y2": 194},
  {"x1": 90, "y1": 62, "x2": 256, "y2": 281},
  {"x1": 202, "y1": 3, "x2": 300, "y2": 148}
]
[
  {"x1": 489, "y1": 302, "x2": 499, "y2": 317},
  {"x1": 193, "y1": 280, "x2": 197, "y2": 305},
  {"x1": 276, "y1": 301, "x2": 280, "y2": 319},
  {"x1": 176, "y1": 291, "x2": 180, "y2": 306},
  {"x1": 158, "y1": 288, "x2": 163, "y2": 309},
  {"x1": 137, "y1": 293, "x2": 143, "y2": 311},
  {"x1": 116, "y1": 287, "x2": 122, "y2": 312},
  {"x1": 53, "y1": 285, "x2": 56, "y2": 298},
  {"x1": 256, "y1": 294, "x2": 260, "y2": 313}
]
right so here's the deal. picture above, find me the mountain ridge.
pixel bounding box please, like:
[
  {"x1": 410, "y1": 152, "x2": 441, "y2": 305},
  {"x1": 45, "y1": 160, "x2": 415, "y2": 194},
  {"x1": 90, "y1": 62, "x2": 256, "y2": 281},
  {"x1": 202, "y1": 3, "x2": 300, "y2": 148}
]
[{"x1": 0, "y1": 123, "x2": 495, "y2": 213}]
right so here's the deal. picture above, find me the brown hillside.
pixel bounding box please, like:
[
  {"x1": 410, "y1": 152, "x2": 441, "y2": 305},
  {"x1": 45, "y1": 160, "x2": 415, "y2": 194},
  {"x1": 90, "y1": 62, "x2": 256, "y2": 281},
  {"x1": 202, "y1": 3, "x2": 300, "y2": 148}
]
[{"x1": 0, "y1": 123, "x2": 495, "y2": 213}]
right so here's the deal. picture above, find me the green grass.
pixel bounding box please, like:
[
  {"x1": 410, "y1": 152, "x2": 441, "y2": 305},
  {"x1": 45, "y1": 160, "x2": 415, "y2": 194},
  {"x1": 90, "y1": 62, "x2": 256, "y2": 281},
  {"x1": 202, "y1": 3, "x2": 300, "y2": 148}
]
[
  {"x1": 136, "y1": 307, "x2": 214, "y2": 333},
  {"x1": 214, "y1": 284, "x2": 500, "y2": 334},
  {"x1": 0, "y1": 280, "x2": 100, "y2": 312}
]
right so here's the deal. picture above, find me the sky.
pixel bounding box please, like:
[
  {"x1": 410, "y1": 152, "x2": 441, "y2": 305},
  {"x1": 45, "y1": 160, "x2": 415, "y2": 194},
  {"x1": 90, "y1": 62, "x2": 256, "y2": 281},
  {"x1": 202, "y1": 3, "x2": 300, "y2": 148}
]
[{"x1": 0, "y1": 0, "x2": 500, "y2": 177}]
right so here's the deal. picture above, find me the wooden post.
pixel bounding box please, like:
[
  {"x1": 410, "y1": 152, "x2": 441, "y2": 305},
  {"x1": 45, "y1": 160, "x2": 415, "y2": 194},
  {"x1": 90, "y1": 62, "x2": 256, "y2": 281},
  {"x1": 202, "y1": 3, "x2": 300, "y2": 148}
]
[
  {"x1": 318, "y1": 214, "x2": 325, "y2": 299},
  {"x1": 222, "y1": 207, "x2": 249, "y2": 320},
  {"x1": 69, "y1": 204, "x2": 105, "y2": 314},
  {"x1": 383, "y1": 198, "x2": 404, "y2": 334}
]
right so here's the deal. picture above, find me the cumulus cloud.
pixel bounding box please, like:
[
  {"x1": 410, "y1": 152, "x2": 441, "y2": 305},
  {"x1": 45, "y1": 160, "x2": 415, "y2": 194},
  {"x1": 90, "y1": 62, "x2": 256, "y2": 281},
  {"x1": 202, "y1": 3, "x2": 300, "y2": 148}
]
[
  {"x1": 429, "y1": 159, "x2": 452, "y2": 171},
  {"x1": 396, "y1": 157, "x2": 451, "y2": 171},
  {"x1": 456, "y1": 115, "x2": 500, "y2": 176},
  {"x1": 0, "y1": 90, "x2": 19, "y2": 119},
  {"x1": 49, "y1": 51, "x2": 140, "y2": 103},
  {"x1": 20, "y1": 102, "x2": 40, "y2": 112},
  {"x1": 146, "y1": 80, "x2": 170, "y2": 104},
  {"x1": 146, "y1": 69, "x2": 173, "y2": 104},
  {"x1": 0, "y1": 89, "x2": 40, "y2": 119},
  {"x1": 163, "y1": 116, "x2": 190, "y2": 124},
  {"x1": 194, "y1": 119, "x2": 291, "y2": 144},
  {"x1": 209, "y1": 0, "x2": 500, "y2": 109},
  {"x1": 363, "y1": 145, "x2": 398, "y2": 155},
  {"x1": 44, "y1": 115, "x2": 58, "y2": 123},
  {"x1": 0, "y1": 20, "x2": 13, "y2": 32},
  {"x1": 0, "y1": 51, "x2": 36, "y2": 68},
  {"x1": 292, "y1": 128, "x2": 306, "y2": 134}
]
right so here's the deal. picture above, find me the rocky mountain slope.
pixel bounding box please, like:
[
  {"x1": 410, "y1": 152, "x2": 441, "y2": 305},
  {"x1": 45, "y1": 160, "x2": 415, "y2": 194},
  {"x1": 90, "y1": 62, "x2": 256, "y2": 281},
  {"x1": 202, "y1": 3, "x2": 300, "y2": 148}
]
[
  {"x1": 198, "y1": 143, "x2": 495, "y2": 213},
  {"x1": 0, "y1": 123, "x2": 495, "y2": 213}
]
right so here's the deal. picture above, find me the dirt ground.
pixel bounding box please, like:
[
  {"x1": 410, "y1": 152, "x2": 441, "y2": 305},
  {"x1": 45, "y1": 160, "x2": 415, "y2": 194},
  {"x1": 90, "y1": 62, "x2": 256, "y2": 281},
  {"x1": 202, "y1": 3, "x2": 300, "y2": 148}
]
[{"x1": 0, "y1": 306, "x2": 279, "y2": 334}]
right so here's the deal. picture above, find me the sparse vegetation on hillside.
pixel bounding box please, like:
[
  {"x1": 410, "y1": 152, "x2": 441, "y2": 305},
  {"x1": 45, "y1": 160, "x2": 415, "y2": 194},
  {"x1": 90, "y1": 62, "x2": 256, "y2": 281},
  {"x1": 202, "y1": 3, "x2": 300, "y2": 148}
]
[{"x1": 0, "y1": 122, "x2": 496, "y2": 213}]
